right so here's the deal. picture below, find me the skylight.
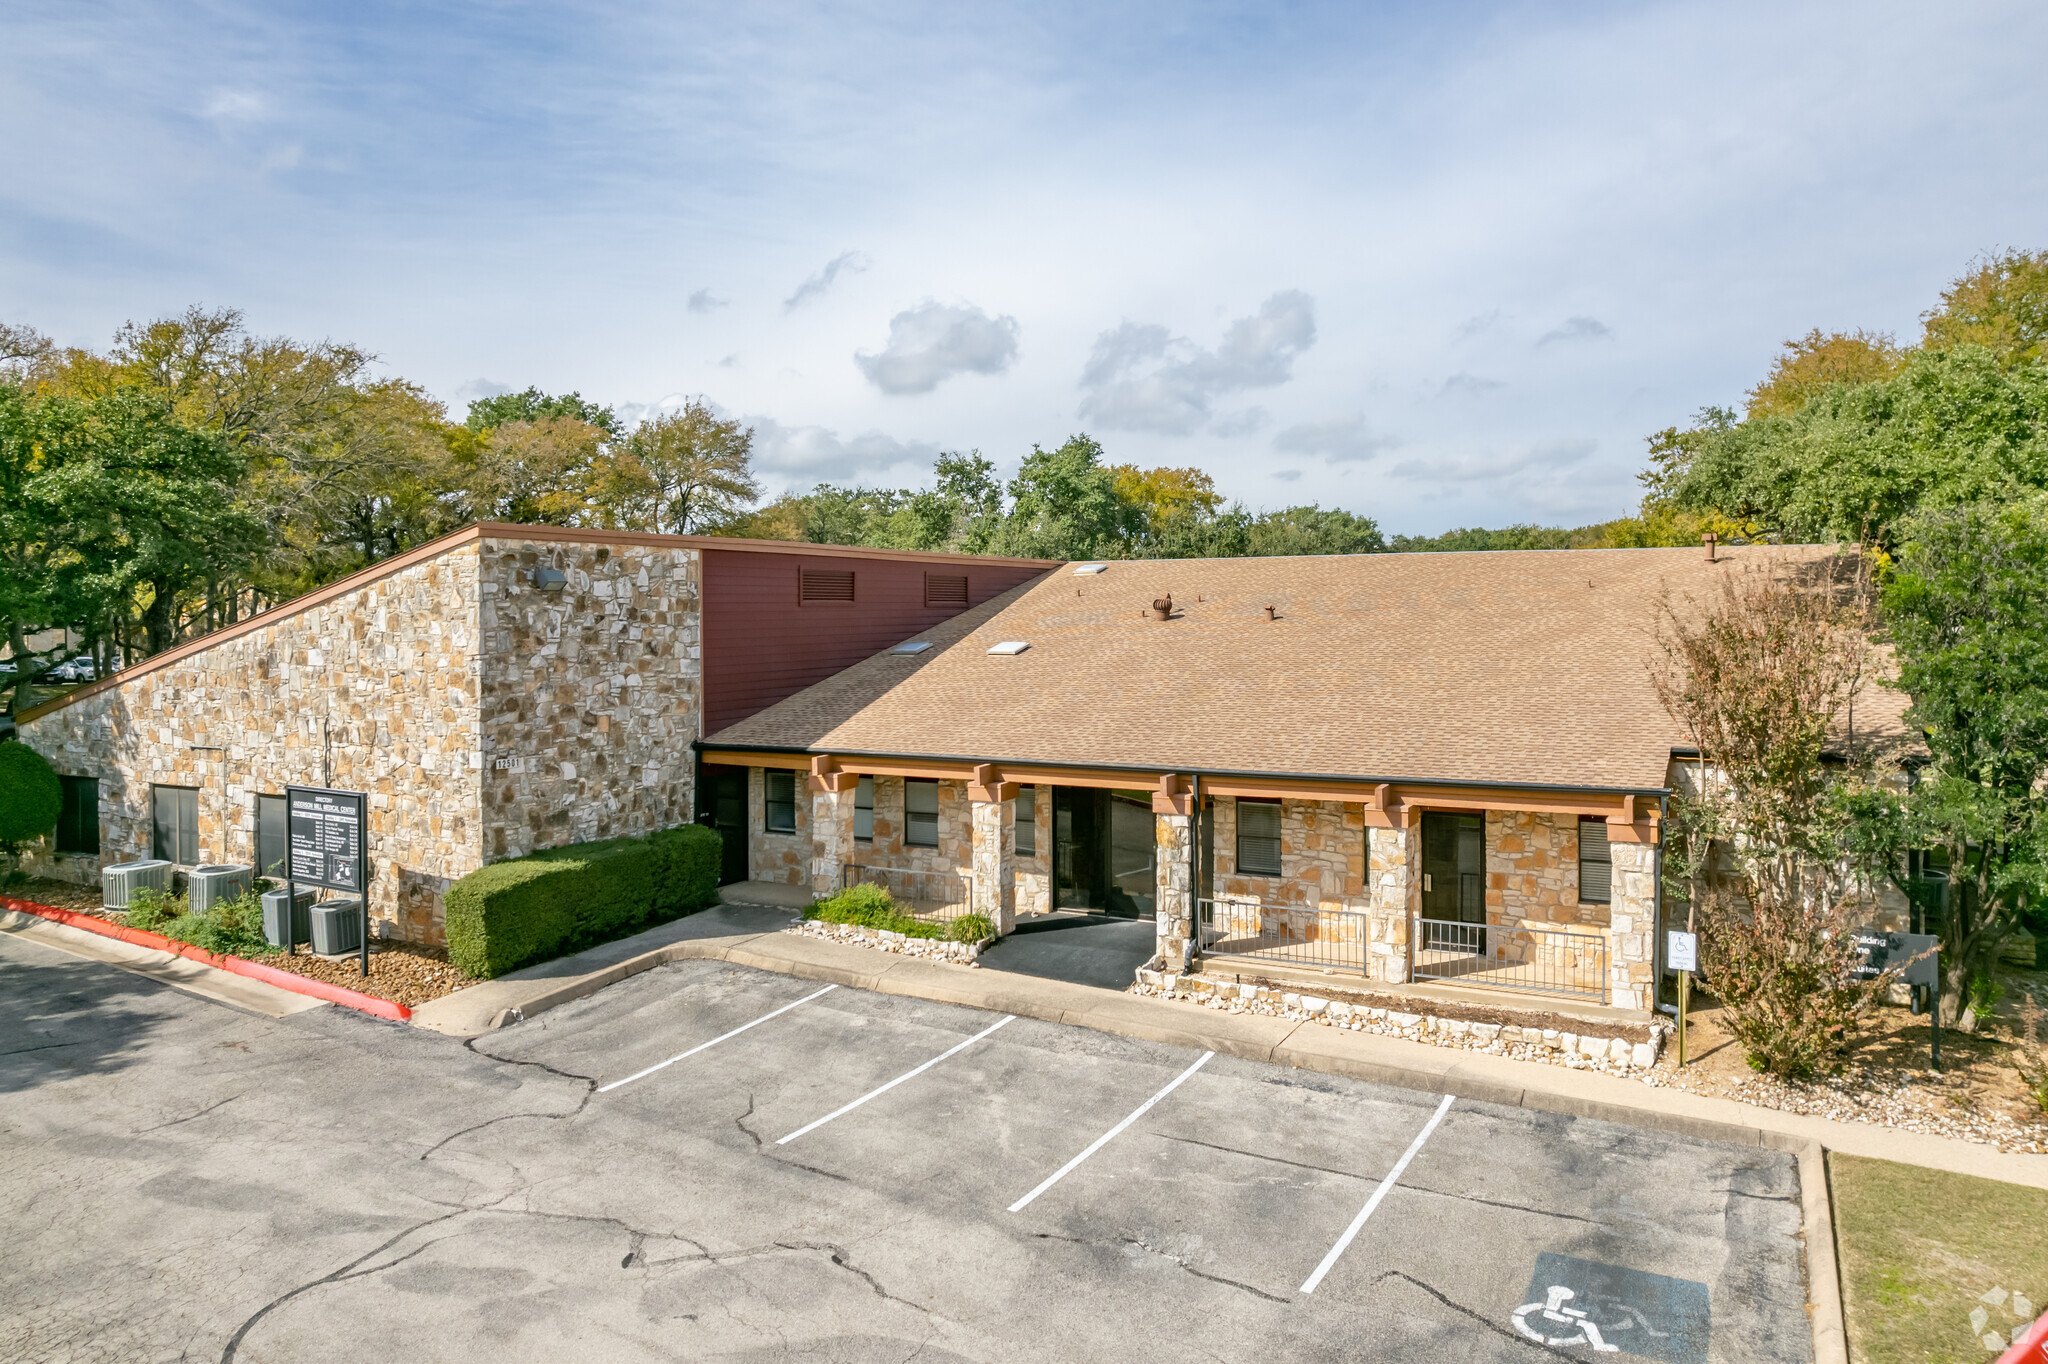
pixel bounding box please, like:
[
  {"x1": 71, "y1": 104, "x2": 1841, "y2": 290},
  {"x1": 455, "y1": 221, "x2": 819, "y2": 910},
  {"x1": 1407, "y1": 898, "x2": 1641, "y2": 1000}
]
[
  {"x1": 1072, "y1": 563, "x2": 1108, "y2": 575},
  {"x1": 987, "y1": 641, "x2": 1030, "y2": 655},
  {"x1": 889, "y1": 641, "x2": 932, "y2": 655}
]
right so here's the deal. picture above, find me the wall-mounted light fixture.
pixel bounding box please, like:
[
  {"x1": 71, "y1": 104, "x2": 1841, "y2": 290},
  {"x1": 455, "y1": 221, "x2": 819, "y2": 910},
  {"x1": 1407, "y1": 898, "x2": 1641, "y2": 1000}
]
[{"x1": 533, "y1": 567, "x2": 568, "y2": 592}]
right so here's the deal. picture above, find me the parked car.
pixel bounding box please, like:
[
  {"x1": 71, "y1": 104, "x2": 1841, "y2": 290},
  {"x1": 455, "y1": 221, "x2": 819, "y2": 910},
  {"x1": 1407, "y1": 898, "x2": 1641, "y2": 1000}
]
[{"x1": 45, "y1": 656, "x2": 101, "y2": 683}]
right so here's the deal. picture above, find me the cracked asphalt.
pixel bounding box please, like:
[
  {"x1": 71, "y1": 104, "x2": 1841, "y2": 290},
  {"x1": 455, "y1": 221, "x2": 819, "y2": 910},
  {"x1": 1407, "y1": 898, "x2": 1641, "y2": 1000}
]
[{"x1": 1, "y1": 932, "x2": 1814, "y2": 1362}]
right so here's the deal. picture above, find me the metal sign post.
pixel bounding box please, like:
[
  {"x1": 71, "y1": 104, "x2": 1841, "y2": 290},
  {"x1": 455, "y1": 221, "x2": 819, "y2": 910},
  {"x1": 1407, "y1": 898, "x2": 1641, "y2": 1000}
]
[
  {"x1": 1667, "y1": 930, "x2": 1699, "y2": 1068},
  {"x1": 286, "y1": 785, "x2": 371, "y2": 976}
]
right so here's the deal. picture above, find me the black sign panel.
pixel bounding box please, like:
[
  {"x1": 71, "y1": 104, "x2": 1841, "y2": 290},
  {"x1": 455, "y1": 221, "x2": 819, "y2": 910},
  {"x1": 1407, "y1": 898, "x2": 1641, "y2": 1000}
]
[
  {"x1": 286, "y1": 786, "x2": 367, "y2": 894},
  {"x1": 1850, "y1": 928, "x2": 1939, "y2": 988}
]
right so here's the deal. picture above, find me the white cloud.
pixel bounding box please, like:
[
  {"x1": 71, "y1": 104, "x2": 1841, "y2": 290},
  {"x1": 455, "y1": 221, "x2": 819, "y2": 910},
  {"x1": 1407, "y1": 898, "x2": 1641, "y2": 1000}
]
[
  {"x1": 747, "y1": 416, "x2": 938, "y2": 481},
  {"x1": 784, "y1": 250, "x2": 870, "y2": 310},
  {"x1": 1077, "y1": 291, "x2": 1316, "y2": 434},
  {"x1": 1453, "y1": 309, "x2": 1502, "y2": 342},
  {"x1": 854, "y1": 301, "x2": 1020, "y2": 395},
  {"x1": 688, "y1": 288, "x2": 728, "y2": 313},
  {"x1": 1386, "y1": 437, "x2": 1598, "y2": 488},
  {"x1": 1272, "y1": 468, "x2": 1302, "y2": 482},
  {"x1": 1209, "y1": 406, "x2": 1271, "y2": 437},
  {"x1": 1272, "y1": 413, "x2": 1398, "y2": 464},
  {"x1": 454, "y1": 377, "x2": 513, "y2": 403},
  {"x1": 1439, "y1": 373, "x2": 1505, "y2": 397},
  {"x1": 1536, "y1": 316, "x2": 1613, "y2": 347},
  {"x1": 203, "y1": 89, "x2": 268, "y2": 122}
]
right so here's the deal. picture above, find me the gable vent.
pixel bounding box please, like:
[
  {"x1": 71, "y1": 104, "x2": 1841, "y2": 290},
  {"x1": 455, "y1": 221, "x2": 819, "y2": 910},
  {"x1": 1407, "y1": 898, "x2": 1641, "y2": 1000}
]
[
  {"x1": 799, "y1": 568, "x2": 855, "y2": 604},
  {"x1": 924, "y1": 572, "x2": 969, "y2": 608}
]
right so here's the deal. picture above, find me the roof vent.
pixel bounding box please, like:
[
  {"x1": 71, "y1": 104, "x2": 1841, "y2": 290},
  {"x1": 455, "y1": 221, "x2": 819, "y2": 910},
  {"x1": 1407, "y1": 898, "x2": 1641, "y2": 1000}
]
[
  {"x1": 1151, "y1": 594, "x2": 1172, "y2": 621},
  {"x1": 1073, "y1": 563, "x2": 1108, "y2": 575},
  {"x1": 890, "y1": 641, "x2": 932, "y2": 655},
  {"x1": 1702, "y1": 532, "x2": 1718, "y2": 562},
  {"x1": 988, "y1": 640, "x2": 1030, "y2": 656}
]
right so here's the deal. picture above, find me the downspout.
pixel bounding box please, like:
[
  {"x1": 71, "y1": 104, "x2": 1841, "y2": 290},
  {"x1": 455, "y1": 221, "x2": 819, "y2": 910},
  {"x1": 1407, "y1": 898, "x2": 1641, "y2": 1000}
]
[{"x1": 1655, "y1": 793, "x2": 1668, "y2": 1012}]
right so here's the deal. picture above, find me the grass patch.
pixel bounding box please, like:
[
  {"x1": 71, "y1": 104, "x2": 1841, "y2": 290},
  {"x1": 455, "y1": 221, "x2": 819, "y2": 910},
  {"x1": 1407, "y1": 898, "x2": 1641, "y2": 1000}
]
[
  {"x1": 1831, "y1": 1153, "x2": 2048, "y2": 1362},
  {"x1": 804, "y1": 883, "x2": 995, "y2": 943}
]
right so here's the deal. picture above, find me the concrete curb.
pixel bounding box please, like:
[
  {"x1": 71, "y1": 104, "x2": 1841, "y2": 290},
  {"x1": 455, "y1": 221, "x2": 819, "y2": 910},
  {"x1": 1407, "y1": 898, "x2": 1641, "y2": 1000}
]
[
  {"x1": 1800, "y1": 1142, "x2": 1850, "y2": 1364},
  {"x1": 1, "y1": 896, "x2": 411, "y2": 1022}
]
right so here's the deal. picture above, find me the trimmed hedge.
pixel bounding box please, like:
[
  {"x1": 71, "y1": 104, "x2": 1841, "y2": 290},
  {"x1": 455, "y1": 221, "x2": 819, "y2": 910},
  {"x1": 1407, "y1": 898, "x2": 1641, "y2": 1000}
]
[{"x1": 446, "y1": 823, "x2": 723, "y2": 979}]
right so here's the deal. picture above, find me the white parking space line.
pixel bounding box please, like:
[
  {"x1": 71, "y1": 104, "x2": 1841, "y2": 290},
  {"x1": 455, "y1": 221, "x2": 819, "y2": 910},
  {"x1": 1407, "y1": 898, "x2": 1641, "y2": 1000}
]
[
  {"x1": 597, "y1": 985, "x2": 839, "y2": 1093},
  {"x1": 1008, "y1": 1050, "x2": 1214, "y2": 1213},
  {"x1": 777, "y1": 1014, "x2": 1017, "y2": 1144},
  {"x1": 1298, "y1": 1093, "x2": 1456, "y2": 1296}
]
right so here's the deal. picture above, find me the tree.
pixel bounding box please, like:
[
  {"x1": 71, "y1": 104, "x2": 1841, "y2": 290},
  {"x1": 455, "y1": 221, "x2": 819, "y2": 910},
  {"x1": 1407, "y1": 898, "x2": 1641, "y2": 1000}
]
[
  {"x1": 1922, "y1": 248, "x2": 2048, "y2": 367},
  {"x1": 995, "y1": 434, "x2": 1140, "y2": 560},
  {"x1": 1666, "y1": 345, "x2": 2048, "y2": 551},
  {"x1": 1651, "y1": 557, "x2": 1899, "y2": 1075},
  {"x1": 454, "y1": 416, "x2": 610, "y2": 526},
  {"x1": 466, "y1": 386, "x2": 619, "y2": 437},
  {"x1": 1246, "y1": 505, "x2": 1385, "y2": 556},
  {"x1": 1745, "y1": 329, "x2": 1904, "y2": 419},
  {"x1": 0, "y1": 741, "x2": 61, "y2": 883},
  {"x1": 1877, "y1": 497, "x2": 2048, "y2": 1022},
  {"x1": 609, "y1": 400, "x2": 760, "y2": 533}
]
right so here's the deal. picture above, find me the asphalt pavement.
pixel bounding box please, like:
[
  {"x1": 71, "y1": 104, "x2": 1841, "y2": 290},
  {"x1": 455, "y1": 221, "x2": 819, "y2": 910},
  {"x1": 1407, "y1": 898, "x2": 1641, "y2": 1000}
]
[{"x1": 1, "y1": 929, "x2": 1813, "y2": 1363}]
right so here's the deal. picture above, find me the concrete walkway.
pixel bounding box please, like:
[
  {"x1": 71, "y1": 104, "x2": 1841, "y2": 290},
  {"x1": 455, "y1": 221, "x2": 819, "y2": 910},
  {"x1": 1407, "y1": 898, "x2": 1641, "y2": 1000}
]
[
  {"x1": 403, "y1": 901, "x2": 2048, "y2": 1191},
  {"x1": 0, "y1": 909, "x2": 329, "y2": 1019}
]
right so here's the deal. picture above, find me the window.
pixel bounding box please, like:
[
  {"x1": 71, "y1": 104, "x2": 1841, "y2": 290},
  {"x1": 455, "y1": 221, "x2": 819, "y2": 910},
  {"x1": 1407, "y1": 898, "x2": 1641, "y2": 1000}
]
[
  {"x1": 1578, "y1": 817, "x2": 1612, "y2": 904},
  {"x1": 256, "y1": 793, "x2": 289, "y2": 878},
  {"x1": 904, "y1": 778, "x2": 939, "y2": 847},
  {"x1": 799, "y1": 568, "x2": 855, "y2": 604},
  {"x1": 854, "y1": 775, "x2": 874, "y2": 843},
  {"x1": 924, "y1": 572, "x2": 968, "y2": 608},
  {"x1": 56, "y1": 776, "x2": 98, "y2": 855},
  {"x1": 151, "y1": 785, "x2": 199, "y2": 865},
  {"x1": 765, "y1": 770, "x2": 797, "y2": 833},
  {"x1": 1235, "y1": 799, "x2": 1282, "y2": 875},
  {"x1": 1014, "y1": 785, "x2": 1035, "y2": 856}
]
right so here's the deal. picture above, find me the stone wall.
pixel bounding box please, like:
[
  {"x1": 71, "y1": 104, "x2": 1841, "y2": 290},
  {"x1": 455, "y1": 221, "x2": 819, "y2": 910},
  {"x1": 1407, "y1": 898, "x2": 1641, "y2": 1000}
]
[
  {"x1": 1014, "y1": 784, "x2": 1052, "y2": 917},
  {"x1": 18, "y1": 546, "x2": 485, "y2": 943},
  {"x1": 1486, "y1": 810, "x2": 1607, "y2": 928},
  {"x1": 1210, "y1": 796, "x2": 1368, "y2": 906},
  {"x1": 838, "y1": 775, "x2": 973, "y2": 903},
  {"x1": 477, "y1": 536, "x2": 701, "y2": 861},
  {"x1": 1366, "y1": 821, "x2": 1419, "y2": 983},
  {"x1": 748, "y1": 766, "x2": 810, "y2": 886}
]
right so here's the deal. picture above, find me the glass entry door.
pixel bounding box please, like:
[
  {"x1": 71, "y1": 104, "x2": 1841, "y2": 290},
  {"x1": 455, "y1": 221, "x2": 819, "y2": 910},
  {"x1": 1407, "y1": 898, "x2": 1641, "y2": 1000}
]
[
  {"x1": 1053, "y1": 787, "x2": 1155, "y2": 917},
  {"x1": 1421, "y1": 812, "x2": 1486, "y2": 951}
]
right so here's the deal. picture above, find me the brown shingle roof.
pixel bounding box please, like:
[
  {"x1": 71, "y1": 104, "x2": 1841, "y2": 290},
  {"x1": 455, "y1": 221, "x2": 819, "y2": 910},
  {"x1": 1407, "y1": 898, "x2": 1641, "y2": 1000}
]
[{"x1": 703, "y1": 544, "x2": 1913, "y2": 792}]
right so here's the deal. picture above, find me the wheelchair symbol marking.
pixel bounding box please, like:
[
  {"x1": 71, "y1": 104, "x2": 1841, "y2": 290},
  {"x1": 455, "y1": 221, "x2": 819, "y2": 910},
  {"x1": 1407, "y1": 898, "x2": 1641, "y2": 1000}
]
[{"x1": 1512, "y1": 1285, "x2": 1671, "y2": 1352}]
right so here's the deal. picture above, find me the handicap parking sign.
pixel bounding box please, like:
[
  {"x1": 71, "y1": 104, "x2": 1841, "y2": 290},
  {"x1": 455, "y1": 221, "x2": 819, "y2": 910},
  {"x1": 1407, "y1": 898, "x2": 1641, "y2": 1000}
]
[{"x1": 1513, "y1": 1253, "x2": 1710, "y2": 1362}]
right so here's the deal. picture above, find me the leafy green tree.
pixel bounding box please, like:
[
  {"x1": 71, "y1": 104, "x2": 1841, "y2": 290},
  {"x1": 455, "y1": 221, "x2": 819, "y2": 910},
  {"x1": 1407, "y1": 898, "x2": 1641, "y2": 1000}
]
[
  {"x1": 606, "y1": 400, "x2": 760, "y2": 533},
  {"x1": 1667, "y1": 346, "x2": 2048, "y2": 550},
  {"x1": 0, "y1": 740, "x2": 61, "y2": 883},
  {"x1": 1876, "y1": 497, "x2": 2048, "y2": 1022},
  {"x1": 1921, "y1": 248, "x2": 2048, "y2": 367},
  {"x1": 994, "y1": 435, "x2": 1140, "y2": 560},
  {"x1": 1246, "y1": 505, "x2": 1385, "y2": 556},
  {"x1": 466, "y1": 386, "x2": 619, "y2": 437},
  {"x1": 1744, "y1": 329, "x2": 1904, "y2": 419}
]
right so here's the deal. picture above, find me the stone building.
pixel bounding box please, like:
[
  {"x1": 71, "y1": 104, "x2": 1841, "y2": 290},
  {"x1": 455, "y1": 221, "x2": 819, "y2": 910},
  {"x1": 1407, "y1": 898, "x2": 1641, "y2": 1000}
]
[
  {"x1": 704, "y1": 542, "x2": 1913, "y2": 1017},
  {"x1": 17, "y1": 527, "x2": 1911, "y2": 1020},
  {"x1": 16, "y1": 523, "x2": 1049, "y2": 944}
]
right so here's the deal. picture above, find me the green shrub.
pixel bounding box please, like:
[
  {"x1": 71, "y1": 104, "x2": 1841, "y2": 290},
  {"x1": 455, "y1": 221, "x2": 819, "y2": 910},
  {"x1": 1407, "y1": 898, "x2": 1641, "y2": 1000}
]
[
  {"x1": 0, "y1": 742, "x2": 62, "y2": 878},
  {"x1": 124, "y1": 885, "x2": 182, "y2": 933},
  {"x1": 805, "y1": 883, "x2": 945, "y2": 939},
  {"x1": 445, "y1": 824, "x2": 723, "y2": 979},
  {"x1": 647, "y1": 823, "x2": 722, "y2": 914},
  {"x1": 161, "y1": 889, "x2": 274, "y2": 958},
  {"x1": 946, "y1": 913, "x2": 995, "y2": 944}
]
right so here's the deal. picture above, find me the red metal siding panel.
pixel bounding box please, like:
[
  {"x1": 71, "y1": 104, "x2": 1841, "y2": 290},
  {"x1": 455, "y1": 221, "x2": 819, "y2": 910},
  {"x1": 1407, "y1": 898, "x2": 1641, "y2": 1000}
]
[{"x1": 701, "y1": 551, "x2": 1051, "y2": 736}]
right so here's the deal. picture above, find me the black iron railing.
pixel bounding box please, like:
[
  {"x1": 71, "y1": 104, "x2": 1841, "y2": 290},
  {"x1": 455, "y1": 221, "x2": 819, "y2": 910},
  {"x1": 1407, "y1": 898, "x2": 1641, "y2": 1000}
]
[
  {"x1": 1409, "y1": 916, "x2": 1608, "y2": 1001},
  {"x1": 1196, "y1": 897, "x2": 1369, "y2": 974}
]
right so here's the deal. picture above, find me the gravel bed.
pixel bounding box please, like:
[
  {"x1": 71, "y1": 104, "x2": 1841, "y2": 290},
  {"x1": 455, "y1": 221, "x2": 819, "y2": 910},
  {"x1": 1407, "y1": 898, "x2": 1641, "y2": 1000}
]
[
  {"x1": 258, "y1": 943, "x2": 473, "y2": 1008},
  {"x1": 1135, "y1": 978, "x2": 2048, "y2": 1154}
]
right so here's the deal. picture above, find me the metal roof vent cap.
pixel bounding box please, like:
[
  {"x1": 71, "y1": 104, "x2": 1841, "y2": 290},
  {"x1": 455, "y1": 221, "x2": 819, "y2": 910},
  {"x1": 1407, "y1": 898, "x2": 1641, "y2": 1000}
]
[{"x1": 1151, "y1": 594, "x2": 1172, "y2": 621}]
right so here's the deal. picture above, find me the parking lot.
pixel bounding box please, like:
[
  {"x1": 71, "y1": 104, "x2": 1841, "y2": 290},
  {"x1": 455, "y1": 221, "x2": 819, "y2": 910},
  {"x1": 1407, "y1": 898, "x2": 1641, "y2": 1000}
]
[{"x1": 2, "y1": 931, "x2": 1814, "y2": 1363}]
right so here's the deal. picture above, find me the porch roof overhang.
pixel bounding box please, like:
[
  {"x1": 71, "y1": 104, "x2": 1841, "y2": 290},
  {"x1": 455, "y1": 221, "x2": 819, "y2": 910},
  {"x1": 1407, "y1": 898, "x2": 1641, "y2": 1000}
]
[{"x1": 694, "y1": 740, "x2": 1666, "y2": 840}]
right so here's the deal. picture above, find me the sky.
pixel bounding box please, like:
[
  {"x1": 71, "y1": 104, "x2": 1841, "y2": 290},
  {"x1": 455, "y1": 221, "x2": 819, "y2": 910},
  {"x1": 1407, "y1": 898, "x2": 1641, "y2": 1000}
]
[{"x1": 4, "y1": 1, "x2": 2046, "y2": 535}]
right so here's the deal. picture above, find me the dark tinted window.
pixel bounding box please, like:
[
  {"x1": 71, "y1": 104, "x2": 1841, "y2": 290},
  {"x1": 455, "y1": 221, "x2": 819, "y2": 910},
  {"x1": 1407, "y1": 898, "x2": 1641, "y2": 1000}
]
[
  {"x1": 257, "y1": 793, "x2": 289, "y2": 878},
  {"x1": 1578, "y1": 817, "x2": 1612, "y2": 904},
  {"x1": 905, "y1": 778, "x2": 939, "y2": 847},
  {"x1": 1014, "y1": 785, "x2": 1035, "y2": 856},
  {"x1": 56, "y1": 776, "x2": 98, "y2": 855},
  {"x1": 152, "y1": 785, "x2": 199, "y2": 865},
  {"x1": 1236, "y1": 799, "x2": 1282, "y2": 875},
  {"x1": 765, "y1": 770, "x2": 797, "y2": 833}
]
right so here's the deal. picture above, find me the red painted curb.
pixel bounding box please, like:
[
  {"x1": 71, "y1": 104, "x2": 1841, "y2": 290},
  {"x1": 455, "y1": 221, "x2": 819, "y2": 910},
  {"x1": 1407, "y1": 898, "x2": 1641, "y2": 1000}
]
[{"x1": 2, "y1": 896, "x2": 413, "y2": 1022}]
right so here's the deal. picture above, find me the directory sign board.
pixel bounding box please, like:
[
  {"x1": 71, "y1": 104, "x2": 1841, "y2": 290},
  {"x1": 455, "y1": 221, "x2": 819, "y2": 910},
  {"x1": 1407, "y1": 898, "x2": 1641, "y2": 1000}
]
[
  {"x1": 286, "y1": 786, "x2": 366, "y2": 895},
  {"x1": 1849, "y1": 928, "x2": 1939, "y2": 987}
]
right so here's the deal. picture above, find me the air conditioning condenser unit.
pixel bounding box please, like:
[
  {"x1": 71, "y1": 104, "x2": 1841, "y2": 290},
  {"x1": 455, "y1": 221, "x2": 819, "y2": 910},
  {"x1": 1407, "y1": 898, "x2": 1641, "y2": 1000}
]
[
  {"x1": 310, "y1": 899, "x2": 363, "y2": 956},
  {"x1": 102, "y1": 859, "x2": 173, "y2": 910},
  {"x1": 188, "y1": 864, "x2": 253, "y2": 914}
]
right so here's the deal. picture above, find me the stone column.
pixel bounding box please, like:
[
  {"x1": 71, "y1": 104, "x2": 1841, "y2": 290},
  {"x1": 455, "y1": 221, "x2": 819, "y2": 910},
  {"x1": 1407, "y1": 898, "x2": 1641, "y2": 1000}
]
[
  {"x1": 810, "y1": 783, "x2": 856, "y2": 901},
  {"x1": 1607, "y1": 839, "x2": 1658, "y2": 1011},
  {"x1": 1366, "y1": 815, "x2": 1419, "y2": 983},
  {"x1": 969, "y1": 796, "x2": 1016, "y2": 935},
  {"x1": 1155, "y1": 812, "x2": 1194, "y2": 970}
]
